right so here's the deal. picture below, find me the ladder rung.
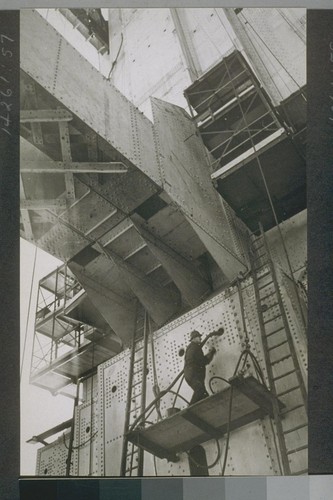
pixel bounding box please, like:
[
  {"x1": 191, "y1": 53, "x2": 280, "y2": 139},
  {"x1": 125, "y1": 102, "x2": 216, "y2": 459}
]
[
  {"x1": 271, "y1": 354, "x2": 291, "y2": 365},
  {"x1": 258, "y1": 278, "x2": 273, "y2": 289},
  {"x1": 266, "y1": 326, "x2": 285, "y2": 338},
  {"x1": 264, "y1": 313, "x2": 282, "y2": 324},
  {"x1": 255, "y1": 262, "x2": 269, "y2": 272},
  {"x1": 277, "y1": 385, "x2": 300, "y2": 397},
  {"x1": 283, "y1": 423, "x2": 308, "y2": 435},
  {"x1": 134, "y1": 357, "x2": 143, "y2": 364},
  {"x1": 126, "y1": 451, "x2": 138, "y2": 458},
  {"x1": 132, "y1": 380, "x2": 142, "y2": 387},
  {"x1": 281, "y1": 403, "x2": 304, "y2": 415},
  {"x1": 268, "y1": 339, "x2": 288, "y2": 351},
  {"x1": 262, "y1": 301, "x2": 279, "y2": 311},
  {"x1": 260, "y1": 290, "x2": 276, "y2": 301},
  {"x1": 273, "y1": 369, "x2": 296, "y2": 381},
  {"x1": 253, "y1": 252, "x2": 266, "y2": 261},
  {"x1": 252, "y1": 242, "x2": 264, "y2": 251},
  {"x1": 287, "y1": 444, "x2": 308, "y2": 455}
]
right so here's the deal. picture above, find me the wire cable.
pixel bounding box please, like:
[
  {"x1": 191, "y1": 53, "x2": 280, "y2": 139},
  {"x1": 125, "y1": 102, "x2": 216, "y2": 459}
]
[
  {"x1": 208, "y1": 375, "x2": 231, "y2": 393},
  {"x1": 207, "y1": 375, "x2": 234, "y2": 475},
  {"x1": 171, "y1": 374, "x2": 186, "y2": 408},
  {"x1": 187, "y1": 439, "x2": 222, "y2": 470},
  {"x1": 239, "y1": 12, "x2": 306, "y2": 100},
  {"x1": 221, "y1": 385, "x2": 234, "y2": 475},
  {"x1": 20, "y1": 244, "x2": 38, "y2": 381},
  {"x1": 276, "y1": 9, "x2": 306, "y2": 44},
  {"x1": 63, "y1": 430, "x2": 98, "y2": 450},
  {"x1": 107, "y1": 33, "x2": 123, "y2": 80},
  {"x1": 148, "y1": 316, "x2": 163, "y2": 420},
  {"x1": 223, "y1": 59, "x2": 307, "y2": 332}
]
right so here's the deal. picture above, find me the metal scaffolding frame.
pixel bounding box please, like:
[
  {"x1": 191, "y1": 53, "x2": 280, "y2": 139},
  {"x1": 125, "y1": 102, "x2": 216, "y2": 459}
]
[{"x1": 184, "y1": 50, "x2": 283, "y2": 177}]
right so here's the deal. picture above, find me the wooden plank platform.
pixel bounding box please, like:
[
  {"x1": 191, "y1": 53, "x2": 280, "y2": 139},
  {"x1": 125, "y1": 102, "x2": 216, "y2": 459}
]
[{"x1": 127, "y1": 375, "x2": 284, "y2": 461}]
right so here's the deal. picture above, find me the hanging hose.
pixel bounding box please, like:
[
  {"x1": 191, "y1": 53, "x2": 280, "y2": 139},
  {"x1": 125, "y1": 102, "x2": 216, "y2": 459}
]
[
  {"x1": 187, "y1": 439, "x2": 222, "y2": 470},
  {"x1": 221, "y1": 385, "x2": 234, "y2": 476},
  {"x1": 21, "y1": 244, "x2": 38, "y2": 381},
  {"x1": 128, "y1": 331, "x2": 222, "y2": 433},
  {"x1": 107, "y1": 33, "x2": 123, "y2": 80},
  {"x1": 63, "y1": 430, "x2": 98, "y2": 450},
  {"x1": 171, "y1": 374, "x2": 186, "y2": 409},
  {"x1": 222, "y1": 58, "x2": 307, "y2": 334},
  {"x1": 148, "y1": 316, "x2": 163, "y2": 420}
]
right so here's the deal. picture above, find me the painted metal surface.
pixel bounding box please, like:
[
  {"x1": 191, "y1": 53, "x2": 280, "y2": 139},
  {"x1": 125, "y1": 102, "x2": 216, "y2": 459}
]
[
  {"x1": 36, "y1": 432, "x2": 77, "y2": 476},
  {"x1": 134, "y1": 222, "x2": 211, "y2": 307},
  {"x1": 109, "y1": 8, "x2": 191, "y2": 119},
  {"x1": 176, "y1": 8, "x2": 235, "y2": 76},
  {"x1": 224, "y1": 8, "x2": 306, "y2": 105},
  {"x1": 69, "y1": 261, "x2": 137, "y2": 346},
  {"x1": 75, "y1": 400, "x2": 99, "y2": 476},
  {"x1": 39, "y1": 257, "x2": 307, "y2": 476},
  {"x1": 105, "y1": 250, "x2": 181, "y2": 327},
  {"x1": 97, "y1": 286, "x2": 285, "y2": 476},
  {"x1": 266, "y1": 210, "x2": 307, "y2": 275},
  {"x1": 20, "y1": 10, "x2": 162, "y2": 187},
  {"x1": 151, "y1": 97, "x2": 247, "y2": 281},
  {"x1": 130, "y1": 205, "x2": 207, "y2": 263}
]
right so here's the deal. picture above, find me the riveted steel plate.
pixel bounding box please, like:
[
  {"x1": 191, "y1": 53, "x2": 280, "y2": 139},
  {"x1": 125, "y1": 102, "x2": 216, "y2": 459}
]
[
  {"x1": 36, "y1": 432, "x2": 77, "y2": 476},
  {"x1": 20, "y1": 10, "x2": 161, "y2": 187},
  {"x1": 152, "y1": 97, "x2": 247, "y2": 280}
]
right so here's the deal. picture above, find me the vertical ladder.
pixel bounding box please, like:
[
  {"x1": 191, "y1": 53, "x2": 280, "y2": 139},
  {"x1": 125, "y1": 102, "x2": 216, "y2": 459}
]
[
  {"x1": 250, "y1": 224, "x2": 308, "y2": 475},
  {"x1": 120, "y1": 305, "x2": 149, "y2": 476}
]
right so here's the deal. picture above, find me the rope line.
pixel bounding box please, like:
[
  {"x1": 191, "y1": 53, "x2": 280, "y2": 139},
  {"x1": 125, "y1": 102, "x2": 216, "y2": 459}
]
[{"x1": 20, "y1": 244, "x2": 38, "y2": 381}]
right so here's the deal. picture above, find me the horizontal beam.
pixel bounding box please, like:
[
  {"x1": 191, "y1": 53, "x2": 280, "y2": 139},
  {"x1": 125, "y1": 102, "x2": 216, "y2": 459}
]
[
  {"x1": 211, "y1": 128, "x2": 286, "y2": 181},
  {"x1": 20, "y1": 199, "x2": 68, "y2": 210},
  {"x1": 21, "y1": 160, "x2": 128, "y2": 174},
  {"x1": 20, "y1": 109, "x2": 73, "y2": 123},
  {"x1": 182, "y1": 410, "x2": 221, "y2": 438},
  {"x1": 26, "y1": 418, "x2": 73, "y2": 445}
]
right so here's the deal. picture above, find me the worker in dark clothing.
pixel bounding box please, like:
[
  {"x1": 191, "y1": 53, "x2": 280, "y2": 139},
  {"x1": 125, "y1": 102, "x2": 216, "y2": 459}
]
[{"x1": 184, "y1": 328, "x2": 224, "y2": 405}]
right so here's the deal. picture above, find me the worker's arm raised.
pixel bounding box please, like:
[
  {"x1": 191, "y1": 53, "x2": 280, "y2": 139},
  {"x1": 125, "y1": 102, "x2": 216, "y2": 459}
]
[{"x1": 200, "y1": 327, "x2": 225, "y2": 347}]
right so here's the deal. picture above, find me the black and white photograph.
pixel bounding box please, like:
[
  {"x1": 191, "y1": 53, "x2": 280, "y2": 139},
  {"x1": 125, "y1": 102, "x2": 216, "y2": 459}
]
[{"x1": 18, "y1": 7, "x2": 310, "y2": 479}]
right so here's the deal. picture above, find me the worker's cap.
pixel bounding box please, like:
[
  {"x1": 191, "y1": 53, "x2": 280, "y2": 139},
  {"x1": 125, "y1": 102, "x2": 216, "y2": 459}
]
[{"x1": 190, "y1": 330, "x2": 201, "y2": 340}]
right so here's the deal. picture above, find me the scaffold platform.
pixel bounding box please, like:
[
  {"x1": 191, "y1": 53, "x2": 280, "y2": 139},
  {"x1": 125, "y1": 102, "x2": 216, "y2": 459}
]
[{"x1": 127, "y1": 375, "x2": 284, "y2": 462}]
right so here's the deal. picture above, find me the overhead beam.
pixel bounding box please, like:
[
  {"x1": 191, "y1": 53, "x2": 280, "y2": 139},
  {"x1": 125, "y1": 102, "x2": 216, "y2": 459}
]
[
  {"x1": 26, "y1": 418, "x2": 73, "y2": 445},
  {"x1": 20, "y1": 199, "x2": 68, "y2": 210},
  {"x1": 21, "y1": 160, "x2": 128, "y2": 174},
  {"x1": 151, "y1": 97, "x2": 248, "y2": 281},
  {"x1": 133, "y1": 221, "x2": 211, "y2": 307},
  {"x1": 170, "y1": 8, "x2": 200, "y2": 82},
  {"x1": 21, "y1": 10, "x2": 161, "y2": 187},
  {"x1": 69, "y1": 260, "x2": 137, "y2": 346},
  {"x1": 99, "y1": 245, "x2": 181, "y2": 327},
  {"x1": 20, "y1": 109, "x2": 73, "y2": 123}
]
